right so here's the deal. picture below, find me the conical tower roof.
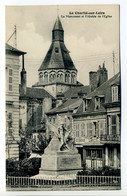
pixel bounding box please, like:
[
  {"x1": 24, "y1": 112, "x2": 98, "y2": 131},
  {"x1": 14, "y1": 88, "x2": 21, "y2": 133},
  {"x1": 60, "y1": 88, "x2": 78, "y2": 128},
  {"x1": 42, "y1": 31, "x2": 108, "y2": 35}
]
[
  {"x1": 38, "y1": 17, "x2": 77, "y2": 71},
  {"x1": 53, "y1": 16, "x2": 63, "y2": 31}
]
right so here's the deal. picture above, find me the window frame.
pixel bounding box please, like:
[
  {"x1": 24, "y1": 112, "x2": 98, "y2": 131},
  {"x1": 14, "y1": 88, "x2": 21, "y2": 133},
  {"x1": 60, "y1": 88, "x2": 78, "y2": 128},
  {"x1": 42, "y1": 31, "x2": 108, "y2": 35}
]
[
  {"x1": 76, "y1": 130, "x2": 79, "y2": 137},
  {"x1": 8, "y1": 68, "x2": 13, "y2": 92},
  {"x1": 55, "y1": 47, "x2": 59, "y2": 53},
  {"x1": 8, "y1": 112, "x2": 13, "y2": 129},
  {"x1": 87, "y1": 122, "x2": 93, "y2": 137},
  {"x1": 95, "y1": 97, "x2": 100, "y2": 110},
  {"x1": 83, "y1": 99, "x2": 88, "y2": 111},
  {"x1": 44, "y1": 72, "x2": 48, "y2": 83},
  {"x1": 112, "y1": 85, "x2": 118, "y2": 102},
  {"x1": 111, "y1": 115, "x2": 117, "y2": 135}
]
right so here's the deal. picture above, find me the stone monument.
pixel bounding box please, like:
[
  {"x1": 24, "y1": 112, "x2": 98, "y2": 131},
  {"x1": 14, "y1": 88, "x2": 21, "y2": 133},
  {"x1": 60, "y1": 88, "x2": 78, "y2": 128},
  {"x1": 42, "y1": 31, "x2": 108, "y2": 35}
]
[{"x1": 35, "y1": 117, "x2": 82, "y2": 180}]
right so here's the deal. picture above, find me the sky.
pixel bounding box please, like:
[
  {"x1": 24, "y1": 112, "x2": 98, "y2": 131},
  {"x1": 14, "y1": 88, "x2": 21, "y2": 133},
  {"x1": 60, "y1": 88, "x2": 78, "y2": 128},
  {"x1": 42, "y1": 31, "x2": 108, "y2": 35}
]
[{"x1": 5, "y1": 5, "x2": 120, "y2": 87}]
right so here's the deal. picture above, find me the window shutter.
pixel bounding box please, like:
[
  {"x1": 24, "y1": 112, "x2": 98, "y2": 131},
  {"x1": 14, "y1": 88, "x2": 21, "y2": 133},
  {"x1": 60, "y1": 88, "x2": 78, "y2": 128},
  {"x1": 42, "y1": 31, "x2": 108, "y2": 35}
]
[
  {"x1": 115, "y1": 86, "x2": 118, "y2": 101},
  {"x1": 96, "y1": 122, "x2": 99, "y2": 137},
  {"x1": 8, "y1": 68, "x2": 13, "y2": 91},
  {"x1": 112, "y1": 86, "x2": 118, "y2": 102}
]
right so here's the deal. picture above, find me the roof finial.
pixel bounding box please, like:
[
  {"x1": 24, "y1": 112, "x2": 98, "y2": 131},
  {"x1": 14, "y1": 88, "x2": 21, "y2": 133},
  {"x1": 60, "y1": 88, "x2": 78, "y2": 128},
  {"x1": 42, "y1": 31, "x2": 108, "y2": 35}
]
[{"x1": 57, "y1": 5, "x2": 59, "y2": 17}]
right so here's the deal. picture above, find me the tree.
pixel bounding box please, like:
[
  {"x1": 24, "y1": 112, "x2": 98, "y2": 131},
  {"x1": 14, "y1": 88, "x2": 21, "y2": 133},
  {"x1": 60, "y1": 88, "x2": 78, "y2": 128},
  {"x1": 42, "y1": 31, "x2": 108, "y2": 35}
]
[
  {"x1": 19, "y1": 119, "x2": 51, "y2": 158},
  {"x1": 19, "y1": 126, "x2": 33, "y2": 159}
]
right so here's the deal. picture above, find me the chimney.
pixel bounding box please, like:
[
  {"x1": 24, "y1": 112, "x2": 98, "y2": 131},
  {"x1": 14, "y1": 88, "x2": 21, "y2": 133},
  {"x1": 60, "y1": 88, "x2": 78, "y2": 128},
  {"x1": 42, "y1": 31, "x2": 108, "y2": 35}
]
[
  {"x1": 20, "y1": 54, "x2": 27, "y2": 95},
  {"x1": 97, "y1": 62, "x2": 108, "y2": 87},
  {"x1": 89, "y1": 71, "x2": 97, "y2": 92}
]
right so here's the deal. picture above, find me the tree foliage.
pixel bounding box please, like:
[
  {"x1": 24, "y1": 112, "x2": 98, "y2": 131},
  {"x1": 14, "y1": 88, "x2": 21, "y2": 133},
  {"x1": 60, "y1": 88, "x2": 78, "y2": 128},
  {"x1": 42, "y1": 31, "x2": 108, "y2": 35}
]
[
  {"x1": 78, "y1": 166, "x2": 120, "y2": 176},
  {"x1": 6, "y1": 158, "x2": 41, "y2": 177}
]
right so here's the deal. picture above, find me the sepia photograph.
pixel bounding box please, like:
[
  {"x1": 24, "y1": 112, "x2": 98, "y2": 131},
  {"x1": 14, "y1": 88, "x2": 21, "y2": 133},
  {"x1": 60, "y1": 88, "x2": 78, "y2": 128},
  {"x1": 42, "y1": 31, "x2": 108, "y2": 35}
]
[{"x1": 5, "y1": 4, "x2": 122, "y2": 192}]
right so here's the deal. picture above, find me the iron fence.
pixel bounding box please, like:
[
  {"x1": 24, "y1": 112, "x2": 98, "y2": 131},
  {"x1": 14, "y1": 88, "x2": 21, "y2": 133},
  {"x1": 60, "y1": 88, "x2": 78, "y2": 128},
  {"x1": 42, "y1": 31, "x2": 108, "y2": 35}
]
[{"x1": 6, "y1": 175, "x2": 120, "y2": 188}]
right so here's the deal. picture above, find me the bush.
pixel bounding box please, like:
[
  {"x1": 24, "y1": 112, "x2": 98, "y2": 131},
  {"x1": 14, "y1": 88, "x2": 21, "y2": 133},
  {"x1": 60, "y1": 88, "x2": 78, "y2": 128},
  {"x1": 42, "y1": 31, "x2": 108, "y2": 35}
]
[
  {"x1": 6, "y1": 157, "x2": 41, "y2": 177},
  {"x1": 6, "y1": 158, "x2": 20, "y2": 176},
  {"x1": 101, "y1": 166, "x2": 120, "y2": 176},
  {"x1": 20, "y1": 157, "x2": 41, "y2": 176},
  {"x1": 78, "y1": 166, "x2": 120, "y2": 176}
]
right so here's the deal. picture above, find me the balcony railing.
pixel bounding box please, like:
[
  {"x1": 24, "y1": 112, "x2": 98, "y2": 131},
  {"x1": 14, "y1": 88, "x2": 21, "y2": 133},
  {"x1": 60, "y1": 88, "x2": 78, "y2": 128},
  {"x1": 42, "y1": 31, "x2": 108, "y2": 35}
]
[
  {"x1": 74, "y1": 134, "x2": 120, "y2": 144},
  {"x1": 100, "y1": 134, "x2": 120, "y2": 143}
]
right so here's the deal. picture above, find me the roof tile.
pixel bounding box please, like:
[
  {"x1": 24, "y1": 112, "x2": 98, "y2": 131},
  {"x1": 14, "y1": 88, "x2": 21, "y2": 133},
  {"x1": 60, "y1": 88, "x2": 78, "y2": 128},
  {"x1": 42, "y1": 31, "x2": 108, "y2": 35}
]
[{"x1": 20, "y1": 86, "x2": 54, "y2": 99}]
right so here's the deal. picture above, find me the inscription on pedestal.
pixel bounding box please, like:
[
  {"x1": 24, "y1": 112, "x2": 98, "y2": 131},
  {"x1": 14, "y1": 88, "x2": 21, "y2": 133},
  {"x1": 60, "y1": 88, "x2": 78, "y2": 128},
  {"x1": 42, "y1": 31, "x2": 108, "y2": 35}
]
[
  {"x1": 61, "y1": 157, "x2": 77, "y2": 165},
  {"x1": 58, "y1": 154, "x2": 81, "y2": 170}
]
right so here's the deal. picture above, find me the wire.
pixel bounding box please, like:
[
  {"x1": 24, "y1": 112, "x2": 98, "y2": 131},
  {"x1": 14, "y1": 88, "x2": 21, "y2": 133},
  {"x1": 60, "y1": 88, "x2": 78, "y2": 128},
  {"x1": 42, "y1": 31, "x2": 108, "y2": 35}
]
[
  {"x1": 24, "y1": 57, "x2": 113, "y2": 63},
  {"x1": 6, "y1": 30, "x2": 16, "y2": 43},
  {"x1": 22, "y1": 52, "x2": 118, "y2": 61}
]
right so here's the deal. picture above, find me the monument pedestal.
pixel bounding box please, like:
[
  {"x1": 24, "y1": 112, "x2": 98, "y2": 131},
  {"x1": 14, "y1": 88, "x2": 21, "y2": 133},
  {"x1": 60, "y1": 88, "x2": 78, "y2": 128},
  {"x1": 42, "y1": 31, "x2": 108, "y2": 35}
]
[
  {"x1": 39, "y1": 151, "x2": 82, "y2": 177},
  {"x1": 32, "y1": 134, "x2": 82, "y2": 180}
]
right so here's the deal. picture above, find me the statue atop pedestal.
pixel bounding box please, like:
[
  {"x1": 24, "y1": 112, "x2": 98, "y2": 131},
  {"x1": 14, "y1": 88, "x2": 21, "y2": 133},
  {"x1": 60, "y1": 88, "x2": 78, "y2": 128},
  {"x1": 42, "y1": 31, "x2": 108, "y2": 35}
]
[
  {"x1": 45, "y1": 119, "x2": 78, "y2": 153},
  {"x1": 36, "y1": 116, "x2": 82, "y2": 179}
]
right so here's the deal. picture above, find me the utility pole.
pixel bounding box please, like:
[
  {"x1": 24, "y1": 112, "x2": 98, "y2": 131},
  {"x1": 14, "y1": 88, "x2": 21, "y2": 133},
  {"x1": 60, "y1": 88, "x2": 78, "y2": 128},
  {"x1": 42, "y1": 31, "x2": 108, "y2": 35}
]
[
  {"x1": 7, "y1": 25, "x2": 17, "y2": 48},
  {"x1": 14, "y1": 24, "x2": 17, "y2": 48},
  {"x1": 113, "y1": 50, "x2": 115, "y2": 76}
]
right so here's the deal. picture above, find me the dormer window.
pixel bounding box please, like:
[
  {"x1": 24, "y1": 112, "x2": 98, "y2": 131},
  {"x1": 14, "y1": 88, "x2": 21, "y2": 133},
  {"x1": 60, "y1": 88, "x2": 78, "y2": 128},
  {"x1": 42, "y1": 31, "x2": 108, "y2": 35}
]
[
  {"x1": 112, "y1": 86, "x2": 118, "y2": 102},
  {"x1": 55, "y1": 47, "x2": 59, "y2": 53},
  {"x1": 83, "y1": 98, "x2": 91, "y2": 112},
  {"x1": 73, "y1": 107, "x2": 78, "y2": 114},
  {"x1": 95, "y1": 97, "x2": 100, "y2": 110}
]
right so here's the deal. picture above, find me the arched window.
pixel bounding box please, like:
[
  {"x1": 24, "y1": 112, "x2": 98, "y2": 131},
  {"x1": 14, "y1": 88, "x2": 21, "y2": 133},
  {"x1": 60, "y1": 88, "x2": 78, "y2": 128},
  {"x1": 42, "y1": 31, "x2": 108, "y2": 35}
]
[
  {"x1": 49, "y1": 74, "x2": 53, "y2": 82},
  {"x1": 71, "y1": 74, "x2": 74, "y2": 84},
  {"x1": 57, "y1": 74, "x2": 60, "y2": 81},
  {"x1": 52, "y1": 74, "x2": 56, "y2": 82},
  {"x1": 60, "y1": 74, "x2": 63, "y2": 82},
  {"x1": 44, "y1": 72, "x2": 48, "y2": 83},
  {"x1": 39, "y1": 72, "x2": 43, "y2": 83},
  {"x1": 39, "y1": 72, "x2": 43, "y2": 78},
  {"x1": 49, "y1": 72, "x2": 56, "y2": 82},
  {"x1": 65, "y1": 73, "x2": 70, "y2": 83},
  {"x1": 71, "y1": 73, "x2": 76, "y2": 84},
  {"x1": 57, "y1": 72, "x2": 63, "y2": 82}
]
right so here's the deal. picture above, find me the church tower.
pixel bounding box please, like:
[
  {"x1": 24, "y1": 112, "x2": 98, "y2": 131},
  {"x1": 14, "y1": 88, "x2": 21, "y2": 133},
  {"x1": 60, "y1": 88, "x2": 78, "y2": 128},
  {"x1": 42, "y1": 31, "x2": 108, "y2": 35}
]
[{"x1": 33, "y1": 17, "x2": 78, "y2": 97}]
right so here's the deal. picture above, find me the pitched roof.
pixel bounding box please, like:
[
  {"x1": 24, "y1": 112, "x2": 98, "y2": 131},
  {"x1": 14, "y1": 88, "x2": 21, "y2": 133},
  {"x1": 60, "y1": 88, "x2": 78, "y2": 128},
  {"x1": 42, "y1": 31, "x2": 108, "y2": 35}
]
[
  {"x1": 46, "y1": 98, "x2": 82, "y2": 114},
  {"x1": 64, "y1": 85, "x2": 90, "y2": 98},
  {"x1": 86, "y1": 72, "x2": 120, "y2": 103},
  {"x1": 20, "y1": 86, "x2": 54, "y2": 99},
  {"x1": 74, "y1": 72, "x2": 120, "y2": 115},
  {"x1": 6, "y1": 43, "x2": 26, "y2": 55}
]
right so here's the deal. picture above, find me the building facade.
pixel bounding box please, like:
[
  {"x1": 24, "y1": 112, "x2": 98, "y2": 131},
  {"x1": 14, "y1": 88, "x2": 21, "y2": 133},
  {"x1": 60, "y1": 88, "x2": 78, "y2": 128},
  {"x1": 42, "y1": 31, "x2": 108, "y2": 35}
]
[
  {"x1": 6, "y1": 43, "x2": 26, "y2": 160},
  {"x1": 72, "y1": 72, "x2": 120, "y2": 169},
  {"x1": 19, "y1": 66, "x2": 55, "y2": 158},
  {"x1": 19, "y1": 87, "x2": 54, "y2": 135}
]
